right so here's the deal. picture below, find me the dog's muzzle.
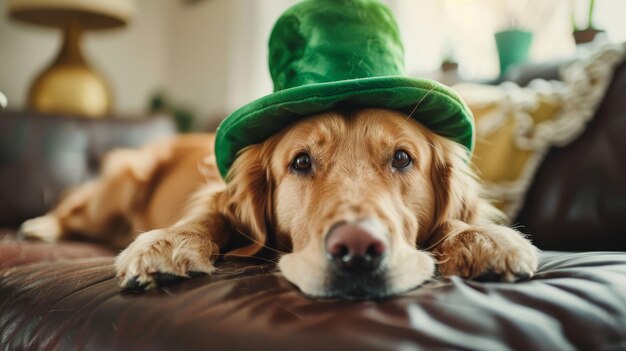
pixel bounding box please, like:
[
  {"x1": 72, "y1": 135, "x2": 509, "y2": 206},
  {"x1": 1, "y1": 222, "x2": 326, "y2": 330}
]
[{"x1": 324, "y1": 219, "x2": 390, "y2": 300}]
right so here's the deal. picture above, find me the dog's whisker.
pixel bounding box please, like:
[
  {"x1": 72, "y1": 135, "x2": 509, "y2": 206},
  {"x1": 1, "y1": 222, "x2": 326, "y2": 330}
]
[
  {"x1": 212, "y1": 253, "x2": 281, "y2": 265},
  {"x1": 423, "y1": 235, "x2": 450, "y2": 252},
  {"x1": 390, "y1": 84, "x2": 437, "y2": 136},
  {"x1": 424, "y1": 140, "x2": 445, "y2": 156},
  {"x1": 234, "y1": 228, "x2": 288, "y2": 255},
  {"x1": 432, "y1": 256, "x2": 450, "y2": 265},
  {"x1": 510, "y1": 223, "x2": 526, "y2": 231},
  {"x1": 407, "y1": 84, "x2": 436, "y2": 119}
]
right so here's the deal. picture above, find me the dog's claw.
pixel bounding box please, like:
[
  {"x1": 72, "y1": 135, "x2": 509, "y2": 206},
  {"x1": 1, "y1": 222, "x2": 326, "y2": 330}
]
[
  {"x1": 152, "y1": 271, "x2": 207, "y2": 285},
  {"x1": 472, "y1": 270, "x2": 501, "y2": 282},
  {"x1": 123, "y1": 276, "x2": 151, "y2": 291},
  {"x1": 121, "y1": 271, "x2": 207, "y2": 291},
  {"x1": 513, "y1": 272, "x2": 532, "y2": 282},
  {"x1": 152, "y1": 272, "x2": 184, "y2": 285},
  {"x1": 471, "y1": 270, "x2": 533, "y2": 283}
]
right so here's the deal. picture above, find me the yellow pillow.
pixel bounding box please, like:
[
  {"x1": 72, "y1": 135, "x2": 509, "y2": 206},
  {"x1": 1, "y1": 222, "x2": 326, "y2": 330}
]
[{"x1": 454, "y1": 42, "x2": 625, "y2": 220}]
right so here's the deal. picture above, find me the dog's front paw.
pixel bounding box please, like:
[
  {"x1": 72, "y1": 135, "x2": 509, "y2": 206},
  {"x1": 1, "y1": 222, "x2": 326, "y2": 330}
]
[
  {"x1": 115, "y1": 228, "x2": 217, "y2": 290},
  {"x1": 437, "y1": 225, "x2": 539, "y2": 282},
  {"x1": 18, "y1": 215, "x2": 63, "y2": 242}
]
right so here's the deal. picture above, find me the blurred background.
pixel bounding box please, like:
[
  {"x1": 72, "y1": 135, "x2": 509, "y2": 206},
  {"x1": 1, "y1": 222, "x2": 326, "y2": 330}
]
[
  {"x1": 2, "y1": 2, "x2": 626, "y2": 346},
  {"x1": 1, "y1": 0, "x2": 625, "y2": 252},
  {"x1": 1, "y1": 0, "x2": 625, "y2": 130}
]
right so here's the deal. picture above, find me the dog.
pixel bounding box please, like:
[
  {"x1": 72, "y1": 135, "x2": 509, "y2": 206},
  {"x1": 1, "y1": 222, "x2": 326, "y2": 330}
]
[{"x1": 20, "y1": 108, "x2": 539, "y2": 300}]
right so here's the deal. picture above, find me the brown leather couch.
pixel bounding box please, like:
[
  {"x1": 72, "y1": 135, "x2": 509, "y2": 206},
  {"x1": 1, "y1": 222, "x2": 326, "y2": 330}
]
[
  {"x1": 1, "y1": 58, "x2": 625, "y2": 350},
  {"x1": 0, "y1": 112, "x2": 176, "y2": 226}
]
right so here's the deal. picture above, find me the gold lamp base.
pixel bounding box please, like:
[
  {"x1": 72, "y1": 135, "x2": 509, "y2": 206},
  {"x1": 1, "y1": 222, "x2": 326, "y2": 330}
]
[{"x1": 28, "y1": 20, "x2": 111, "y2": 118}]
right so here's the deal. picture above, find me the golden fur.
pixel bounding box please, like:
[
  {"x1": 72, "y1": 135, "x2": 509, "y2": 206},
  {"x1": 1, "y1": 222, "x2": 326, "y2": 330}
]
[{"x1": 20, "y1": 109, "x2": 538, "y2": 298}]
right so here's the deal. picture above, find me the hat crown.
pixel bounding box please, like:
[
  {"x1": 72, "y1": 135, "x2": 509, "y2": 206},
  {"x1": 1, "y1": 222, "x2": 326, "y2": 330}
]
[{"x1": 269, "y1": 0, "x2": 405, "y2": 92}]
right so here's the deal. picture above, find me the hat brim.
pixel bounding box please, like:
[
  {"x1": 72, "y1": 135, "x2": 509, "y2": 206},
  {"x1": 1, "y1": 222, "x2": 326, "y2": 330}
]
[{"x1": 215, "y1": 76, "x2": 474, "y2": 178}]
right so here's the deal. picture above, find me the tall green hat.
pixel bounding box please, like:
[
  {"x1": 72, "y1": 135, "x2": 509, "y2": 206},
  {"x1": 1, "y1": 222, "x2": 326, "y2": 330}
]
[{"x1": 215, "y1": 0, "x2": 474, "y2": 179}]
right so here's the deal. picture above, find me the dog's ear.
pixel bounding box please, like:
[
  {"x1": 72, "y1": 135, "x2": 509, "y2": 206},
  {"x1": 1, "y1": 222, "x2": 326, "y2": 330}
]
[
  {"x1": 220, "y1": 144, "x2": 273, "y2": 257},
  {"x1": 428, "y1": 136, "x2": 500, "y2": 231}
]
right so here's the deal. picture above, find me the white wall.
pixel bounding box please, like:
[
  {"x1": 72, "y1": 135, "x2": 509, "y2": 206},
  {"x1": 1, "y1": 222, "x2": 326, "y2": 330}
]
[
  {"x1": 0, "y1": 0, "x2": 169, "y2": 114},
  {"x1": 1, "y1": 0, "x2": 625, "y2": 129},
  {"x1": 0, "y1": 0, "x2": 297, "y2": 127},
  {"x1": 165, "y1": 0, "x2": 231, "y2": 127},
  {"x1": 588, "y1": 0, "x2": 626, "y2": 42},
  {"x1": 0, "y1": 0, "x2": 57, "y2": 111},
  {"x1": 224, "y1": 0, "x2": 298, "y2": 113}
]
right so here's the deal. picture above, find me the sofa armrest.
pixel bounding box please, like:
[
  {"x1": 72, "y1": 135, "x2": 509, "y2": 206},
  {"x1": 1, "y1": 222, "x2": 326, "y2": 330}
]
[
  {"x1": 514, "y1": 59, "x2": 626, "y2": 251},
  {"x1": 0, "y1": 111, "x2": 177, "y2": 226}
]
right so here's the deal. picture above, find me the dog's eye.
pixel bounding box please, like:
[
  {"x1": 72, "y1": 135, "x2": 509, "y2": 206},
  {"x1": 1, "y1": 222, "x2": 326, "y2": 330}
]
[
  {"x1": 392, "y1": 150, "x2": 412, "y2": 169},
  {"x1": 291, "y1": 153, "x2": 312, "y2": 172}
]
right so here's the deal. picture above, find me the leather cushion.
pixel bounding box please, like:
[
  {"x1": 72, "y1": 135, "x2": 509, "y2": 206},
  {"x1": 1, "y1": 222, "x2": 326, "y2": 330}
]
[
  {"x1": 0, "y1": 112, "x2": 176, "y2": 227},
  {"x1": 515, "y1": 60, "x2": 626, "y2": 251},
  {"x1": 1, "y1": 251, "x2": 624, "y2": 350},
  {"x1": 0, "y1": 229, "x2": 114, "y2": 269}
]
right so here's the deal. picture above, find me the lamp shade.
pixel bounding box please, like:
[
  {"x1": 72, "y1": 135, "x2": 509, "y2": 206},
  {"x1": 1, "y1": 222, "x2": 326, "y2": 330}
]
[{"x1": 7, "y1": 0, "x2": 135, "y2": 30}]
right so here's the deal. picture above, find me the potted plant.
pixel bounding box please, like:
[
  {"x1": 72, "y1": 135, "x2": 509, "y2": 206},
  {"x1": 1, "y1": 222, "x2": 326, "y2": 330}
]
[
  {"x1": 437, "y1": 45, "x2": 462, "y2": 86},
  {"x1": 149, "y1": 93, "x2": 196, "y2": 133},
  {"x1": 494, "y1": 29, "x2": 533, "y2": 76},
  {"x1": 492, "y1": 0, "x2": 559, "y2": 76},
  {"x1": 440, "y1": 45, "x2": 459, "y2": 73},
  {"x1": 572, "y1": 0, "x2": 604, "y2": 44}
]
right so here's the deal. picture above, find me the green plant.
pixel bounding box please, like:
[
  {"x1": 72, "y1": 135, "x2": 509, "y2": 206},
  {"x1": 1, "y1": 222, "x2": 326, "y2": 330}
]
[
  {"x1": 587, "y1": 0, "x2": 596, "y2": 29},
  {"x1": 497, "y1": 0, "x2": 555, "y2": 32},
  {"x1": 149, "y1": 92, "x2": 196, "y2": 133},
  {"x1": 441, "y1": 44, "x2": 457, "y2": 66},
  {"x1": 572, "y1": 0, "x2": 598, "y2": 31}
]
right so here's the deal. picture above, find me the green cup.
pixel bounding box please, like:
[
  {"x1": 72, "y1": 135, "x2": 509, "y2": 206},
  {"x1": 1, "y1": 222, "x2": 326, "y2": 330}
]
[{"x1": 495, "y1": 29, "x2": 533, "y2": 76}]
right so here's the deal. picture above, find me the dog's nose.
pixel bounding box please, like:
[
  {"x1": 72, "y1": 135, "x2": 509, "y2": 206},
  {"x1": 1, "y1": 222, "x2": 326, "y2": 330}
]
[{"x1": 325, "y1": 223, "x2": 386, "y2": 274}]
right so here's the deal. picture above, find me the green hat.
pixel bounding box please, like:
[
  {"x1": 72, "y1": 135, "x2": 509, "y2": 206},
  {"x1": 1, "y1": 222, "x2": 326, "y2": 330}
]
[{"x1": 215, "y1": 0, "x2": 474, "y2": 179}]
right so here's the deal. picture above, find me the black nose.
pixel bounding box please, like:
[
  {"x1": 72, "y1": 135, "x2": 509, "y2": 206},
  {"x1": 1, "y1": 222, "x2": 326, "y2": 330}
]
[{"x1": 325, "y1": 223, "x2": 386, "y2": 274}]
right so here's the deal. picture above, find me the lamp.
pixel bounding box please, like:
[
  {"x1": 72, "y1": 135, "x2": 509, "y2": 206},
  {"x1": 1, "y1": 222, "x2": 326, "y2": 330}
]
[{"x1": 7, "y1": 0, "x2": 135, "y2": 117}]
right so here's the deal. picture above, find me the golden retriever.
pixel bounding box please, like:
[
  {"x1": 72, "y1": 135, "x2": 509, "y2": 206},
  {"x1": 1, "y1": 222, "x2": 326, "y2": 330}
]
[{"x1": 20, "y1": 108, "x2": 538, "y2": 300}]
